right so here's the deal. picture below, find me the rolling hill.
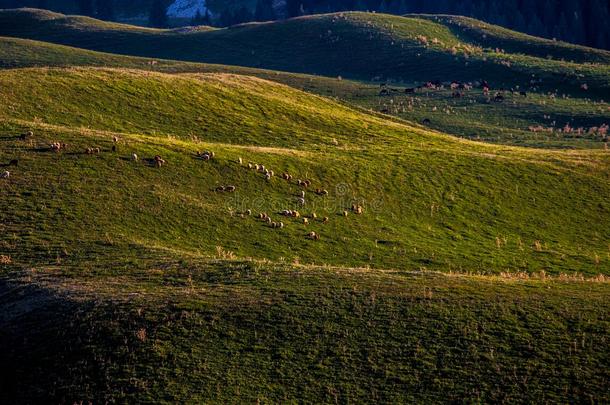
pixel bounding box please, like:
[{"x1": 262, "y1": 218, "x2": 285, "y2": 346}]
[
  {"x1": 0, "y1": 10, "x2": 609, "y2": 403},
  {"x1": 0, "y1": 65, "x2": 608, "y2": 402},
  {"x1": 1, "y1": 66, "x2": 609, "y2": 275},
  {"x1": 1, "y1": 34, "x2": 609, "y2": 149},
  {"x1": 1, "y1": 9, "x2": 609, "y2": 97}
]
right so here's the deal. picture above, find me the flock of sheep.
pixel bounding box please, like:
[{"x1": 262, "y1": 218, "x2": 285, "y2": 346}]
[
  {"x1": 2, "y1": 130, "x2": 365, "y2": 242},
  {"x1": 207, "y1": 153, "x2": 365, "y2": 241}
]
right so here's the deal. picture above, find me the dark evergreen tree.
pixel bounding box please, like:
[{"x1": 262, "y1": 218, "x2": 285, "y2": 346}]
[
  {"x1": 219, "y1": 9, "x2": 234, "y2": 26},
  {"x1": 78, "y1": 0, "x2": 94, "y2": 16},
  {"x1": 255, "y1": 0, "x2": 276, "y2": 21},
  {"x1": 149, "y1": 0, "x2": 168, "y2": 28},
  {"x1": 203, "y1": 10, "x2": 212, "y2": 25},
  {"x1": 191, "y1": 9, "x2": 203, "y2": 25},
  {"x1": 233, "y1": 6, "x2": 254, "y2": 24},
  {"x1": 96, "y1": 0, "x2": 115, "y2": 21}
]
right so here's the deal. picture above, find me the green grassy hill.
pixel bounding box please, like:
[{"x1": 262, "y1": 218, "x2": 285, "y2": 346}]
[
  {"x1": 2, "y1": 35, "x2": 609, "y2": 149},
  {"x1": 1, "y1": 67, "x2": 608, "y2": 276},
  {"x1": 0, "y1": 16, "x2": 609, "y2": 403},
  {"x1": 1, "y1": 9, "x2": 609, "y2": 96},
  {"x1": 2, "y1": 261, "x2": 608, "y2": 403}
]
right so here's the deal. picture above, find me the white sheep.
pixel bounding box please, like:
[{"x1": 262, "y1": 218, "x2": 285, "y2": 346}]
[
  {"x1": 132, "y1": 153, "x2": 138, "y2": 161},
  {"x1": 297, "y1": 197, "x2": 305, "y2": 206},
  {"x1": 1, "y1": 171, "x2": 9, "y2": 179},
  {"x1": 308, "y1": 231, "x2": 320, "y2": 240}
]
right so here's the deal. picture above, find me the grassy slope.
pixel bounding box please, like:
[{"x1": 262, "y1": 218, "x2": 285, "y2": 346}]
[
  {"x1": 1, "y1": 260, "x2": 608, "y2": 403},
  {"x1": 414, "y1": 14, "x2": 610, "y2": 62},
  {"x1": 0, "y1": 44, "x2": 608, "y2": 403},
  {"x1": 1, "y1": 67, "x2": 608, "y2": 276},
  {"x1": 1, "y1": 9, "x2": 609, "y2": 96},
  {"x1": 2, "y1": 35, "x2": 609, "y2": 149}
]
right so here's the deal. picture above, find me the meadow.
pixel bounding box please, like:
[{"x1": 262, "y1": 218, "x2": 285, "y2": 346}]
[{"x1": 0, "y1": 9, "x2": 608, "y2": 403}]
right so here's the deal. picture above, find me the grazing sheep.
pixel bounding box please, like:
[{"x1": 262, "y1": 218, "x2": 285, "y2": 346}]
[
  {"x1": 303, "y1": 218, "x2": 309, "y2": 225},
  {"x1": 308, "y1": 231, "x2": 320, "y2": 240},
  {"x1": 132, "y1": 153, "x2": 138, "y2": 161},
  {"x1": 50, "y1": 142, "x2": 62, "y2": 152},
  {"x1": 197, "y1": 151, "x2": 214, "y2": 161},
  {"x1": 112, "y1": 136, "x2": 119, "y2": 143},
  {"x1": 279, "y1": 222, "x2": 284, "y2": 229},
  {"x1": 266, "y1": 217, "x2": 272, "y2": 224},
  {"x1": 19, "y1": 130, "x2": 33, "y2": 140},
  {"x1": 322, "y1": 217, "x2": 329, "y2": 224},
  {"x1": 255, "y1": 164, "x2": 261, "y2": 171},
  {"x1": 343, "y1": 211, "x2": 349, "y2": 217},
  {"x1": 259, "y1": 165, "x2": 266, "y2": 173},
  {"x1": 310, "y1": 213, "x2": 317, "y2": 219},
  {"x1": 225, "y1": 185, "x2": 236, "y2": 192},
  {"x1": 265, "y1": 172, "x2": 272, "y2": 181},
  {"x1": 300, "y1": 190, "x2": 306, "y2": 198},
  {"x1": 352, "y1": 205, "x2": 364, "y2": 215},
  {"x1": 238, "y1": 157, "x2": 243, "y2": 165},
  {"x1": 297, "y1": 197, "x2": 305, "y2": 206},
  {"x1": 315, "y1": 189, "x2": 329, "y2": 196},
  {"x1": 154, "y1": 155, "x2": 166, "y2": 167},
  {"x1": 246, "y1": 209, "x2": 252, "y2": 216},
  {"x1": 293, "y1": 211, "x2": 301, "y2": 218},
  {"x1": 0, "y1": 171, "x2": 9, "y2": 179},
  {"x1": 216, "y1": 186, "x2": 226, "y2": 192},
  {"x1": 248, "y1": 163, "x2": 254, "y2": 169},
  {"x1": 282, "y1": 172, "x2": 292, "y2": 180}
]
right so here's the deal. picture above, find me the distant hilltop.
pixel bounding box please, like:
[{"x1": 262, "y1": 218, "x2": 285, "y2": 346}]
[{"x1": 0, "y1": 0, "x2": 606, "y2": 50}]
